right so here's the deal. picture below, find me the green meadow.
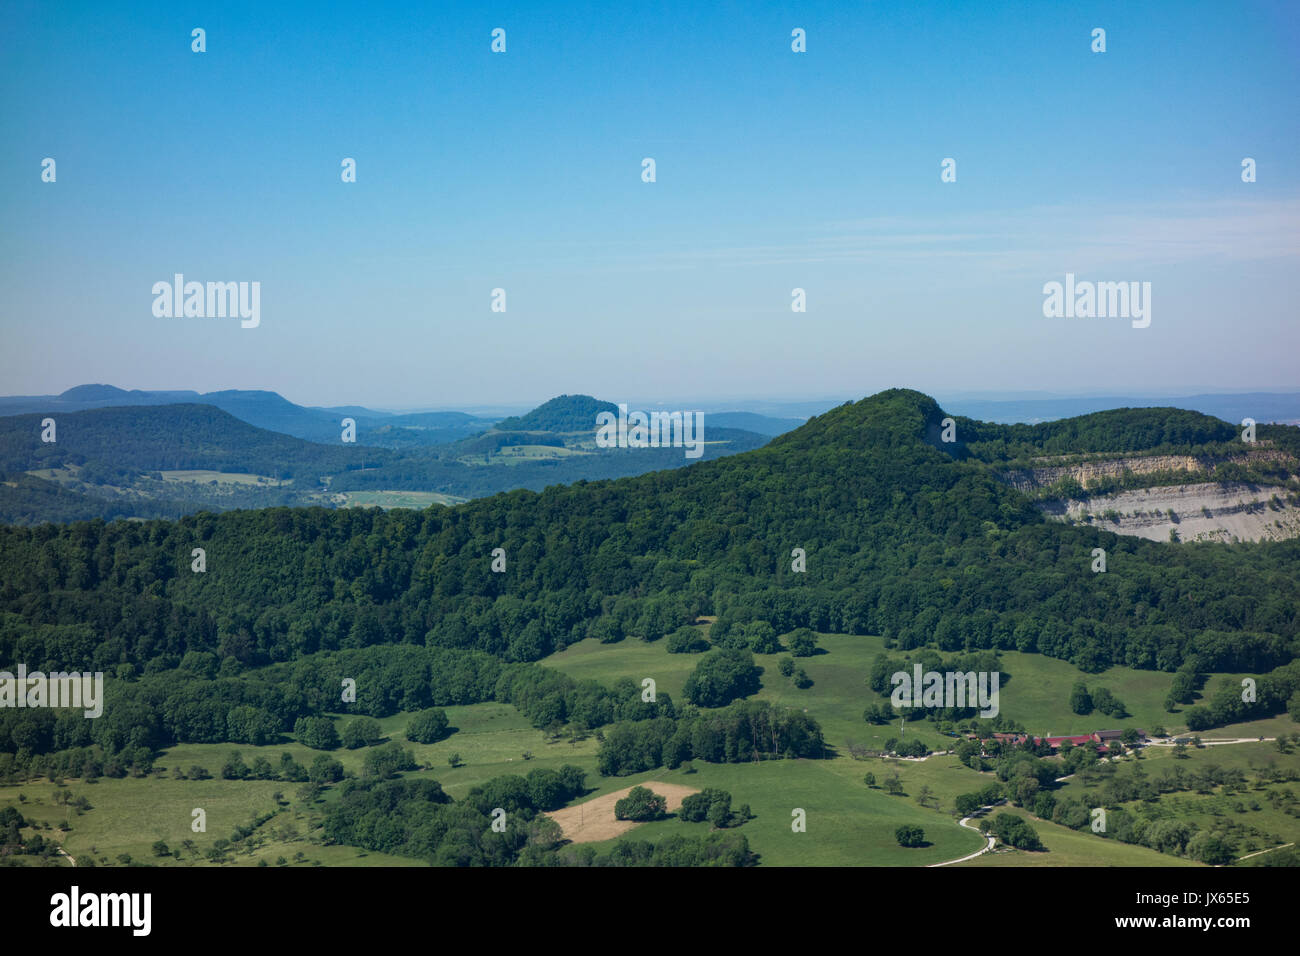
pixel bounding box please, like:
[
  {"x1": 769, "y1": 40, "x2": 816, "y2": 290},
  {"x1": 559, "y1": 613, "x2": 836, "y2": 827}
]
[
  {"x1": 339, "y1": 490, "x2": 465, "y2": 509},
  {"x1": 5, "y1": 629, "x2": 1293, "y2": 867},
  {"x1": 957, "y1": 805, "x2": 1201, "y2": 867},
  {"x1": 572, "y1": 759, "x2": 986, "y2": 867},
  {"x1": 543, "y1": 628, "x2": 1187, "y2": 749},
  {"x1": 1, "y1": 702, "x2": 598, "y2": 868}
]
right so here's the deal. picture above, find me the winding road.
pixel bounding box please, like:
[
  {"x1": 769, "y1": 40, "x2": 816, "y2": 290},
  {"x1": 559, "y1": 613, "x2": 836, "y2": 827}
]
[{"x1": 928, "y1": 802, "x2": 1004, "y2": 867}]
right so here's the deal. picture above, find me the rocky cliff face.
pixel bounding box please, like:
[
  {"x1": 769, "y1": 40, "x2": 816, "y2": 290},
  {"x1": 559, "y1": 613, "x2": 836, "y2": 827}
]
[
  {"x1": 998, "y1": 443, "x2": 1300, "y2": 543},
  {"x1": 1039, "y1": 482, "x2": 1300, "y2": 543},
  {"x1": 999, "y1": 448, "x2": 1295, "y2": 493}
]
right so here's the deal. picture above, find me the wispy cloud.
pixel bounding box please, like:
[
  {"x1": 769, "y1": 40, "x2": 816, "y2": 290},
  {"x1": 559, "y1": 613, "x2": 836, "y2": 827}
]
[{"x1": 572, "y1": 198, "x2": 1300, "y2": 274}]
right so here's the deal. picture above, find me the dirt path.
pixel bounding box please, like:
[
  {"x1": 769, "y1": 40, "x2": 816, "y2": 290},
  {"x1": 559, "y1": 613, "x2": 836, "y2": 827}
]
[
  {"x1": 1237, "y1": 842, "x2": 1294, "y2": 861},
  {"x1": 548, "y1": 781, "x2": 700, "y2": 844},
  {"x1": 929, "y1": 814, "x2": 996, "y2": 867},
  {"x1": 1147, "y1": 737, "x2": 1275, "y2": 747}
]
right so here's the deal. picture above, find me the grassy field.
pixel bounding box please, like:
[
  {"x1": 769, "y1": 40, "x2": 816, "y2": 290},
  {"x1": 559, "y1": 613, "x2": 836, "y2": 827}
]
[
  {"x1": 543, "y1": 626, "x2": 1271, "y2": 744},
  {"x1": 546, "y1": 628, "x2": 953, "y2": 752},
  {"x1": 493, "y1": 445, "x2": 588, "y2": 459},
  {"x1": 991, "y1": 648, "x2": 1178, "y2": 736},
  {"x1": 0, "y1": 702, "x2": 598, "y2": 868},
  {"x1": 159, "y1": 470, "x2": 287, "y2": 486},
  {"x1": 569, "y1": 759, "x2": 987, "y2": 866},
  {"x1": 957, "y1": 805, "x2": 1201, "y2": 867},
  {"x1": 7, "y1": 627, "x2": 1293, "y2": 867},
  {"x1": 337, "y1": 490, "x2": 466, "y2": 509}
]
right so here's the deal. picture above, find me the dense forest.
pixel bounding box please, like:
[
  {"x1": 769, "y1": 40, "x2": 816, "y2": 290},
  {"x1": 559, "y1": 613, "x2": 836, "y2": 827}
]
[
  {"x1": 0, "y1": 405, "x2": 379, "y2": 480},
  {"x1": 1, "y1": 390, "x2": 1298, "y2": 777},
  {"x1": 958, "y1": 406, "x2": 1300, "y2": 464}
]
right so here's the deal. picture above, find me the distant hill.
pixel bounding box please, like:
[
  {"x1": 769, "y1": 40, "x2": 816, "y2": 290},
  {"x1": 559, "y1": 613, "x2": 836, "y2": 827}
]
[
  {"x1": 491, "y1": 396, "x2": 802, "y2": 439},
  {"x1": 0, "y1": 397, "x2": 773, "y2": 523},
  {"x1": 942, "y1": 392, "x2": 1300, "y2": 427},
  {"x1": 0, "y1": 385, "x2": 498, "y2": 448},
  {"x1": 495, "y1": 395, "x2": 619, "y2": 432},
  {"x1": 58, "y1": 384, "x2": 134, "y2": 402},
  {"x1": 0, "y1": 404, "x2": 386, "y2": 480}
]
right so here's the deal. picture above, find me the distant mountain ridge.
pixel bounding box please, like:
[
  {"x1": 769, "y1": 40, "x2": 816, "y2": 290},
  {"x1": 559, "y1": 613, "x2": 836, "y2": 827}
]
[
  {"x1": 0, "y1": 385, "x2": 497, "y2": 448},
  {"x1": 0, "y1": 393, "x2": 773, "y2": 523}
]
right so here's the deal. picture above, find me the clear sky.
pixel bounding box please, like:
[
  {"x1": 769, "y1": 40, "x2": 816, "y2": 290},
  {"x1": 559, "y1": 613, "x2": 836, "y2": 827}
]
[{"x1": 2, "y1": 0, "x2": 1297, "y2": 408}]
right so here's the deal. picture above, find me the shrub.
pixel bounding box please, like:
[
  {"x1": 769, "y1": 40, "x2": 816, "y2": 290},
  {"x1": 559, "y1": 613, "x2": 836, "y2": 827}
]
[
  {"x1": 665, "y1": 627, "x2": 709, "y2": 654},
  {"x1": 404, "y1": 708, "x2": 450, "y2": 744},
  {"x1": 614, "y1": 786, "x2": 667, "y2": 822},
  {"x1": 787, "y1": 628, "x2": 819, "y2": 658},
  {"x1": 895, "y1": 825, "x2": 925, "y2": 847},
  {"x1": 340, "y1": 717, "x2": 383, "y2": 750},
  {"x1": 294, "y1": 716, "x2": 340, "y2": 751}
]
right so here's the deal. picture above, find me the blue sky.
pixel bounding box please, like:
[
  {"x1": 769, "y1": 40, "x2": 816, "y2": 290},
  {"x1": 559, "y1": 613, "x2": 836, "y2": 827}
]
[{"x1": 2, "y1": 0, "x2": 1297, "y2": 407}]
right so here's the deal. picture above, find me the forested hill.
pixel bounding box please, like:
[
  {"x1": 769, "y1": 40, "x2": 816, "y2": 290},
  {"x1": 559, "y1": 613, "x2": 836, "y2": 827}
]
[
  {"x1": 0, "y1": 404, "x2": 388, "y2": 480},
  {"x1": 494, "y1": 395, "x2": 619, "y2": 432},
  {"x1": 0, "y1": 384, "x2": 498, "y2": 448},
  {"x1": 955, "y1": 405, "x2": 1300, "y2": 463},
  {"x1": 2, "y1": 389, "x2": 1297, "y2": 701},
  {"x1": 0, "y1": 402, "x2": 772, "y2": 522}
]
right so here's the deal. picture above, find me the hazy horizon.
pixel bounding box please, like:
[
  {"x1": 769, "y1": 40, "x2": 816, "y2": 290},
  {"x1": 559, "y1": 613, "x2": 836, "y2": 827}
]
[{"x1": 7, "y1": 379, "x2": 1300, "y2": 420}]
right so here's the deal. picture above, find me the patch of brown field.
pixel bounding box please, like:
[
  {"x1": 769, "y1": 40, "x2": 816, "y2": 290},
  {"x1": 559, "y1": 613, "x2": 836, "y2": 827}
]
[{"x1": 547, "y1": 781, "x2": 701, "y2": 844}]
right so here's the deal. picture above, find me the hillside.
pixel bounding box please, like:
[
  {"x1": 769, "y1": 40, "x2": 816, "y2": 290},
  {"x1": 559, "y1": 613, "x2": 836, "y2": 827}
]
[
  {"x1": 2, "y1": 387, "x2": 1298, "y2": 870},
  {"x1": 3, "y1": 389, "x2": 1296, "y2": 683},
  {"x1": 945, "y1": 392, "x2": 1300, "y2": 427},
  {"x1": 495, "y1": 395, "x2": 619, "y2": 432},
  {"x1": 0, "y1": 404, "x2": 385, "y2": 480},
  {"x1": 0, "y1": 384, "x2": 497, "y2": 448},
  {"x1": 0, "y1": 398, "x2": 771, "y2": 523}
]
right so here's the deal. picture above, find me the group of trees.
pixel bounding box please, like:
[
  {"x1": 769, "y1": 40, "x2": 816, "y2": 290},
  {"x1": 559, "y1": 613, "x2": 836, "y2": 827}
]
[
  {"x1": 1038, "y1": 791, "x2": 1239, "y2": 865},
  {"x1": 682, "y1": 648, "x2": 762, "y2": 707},
  {"x1": 319, "y1": 764, "x2": 606, "y2": 866},
  {"x1": 549, "y1": 830, "x2": 755, "y2": 867},
  {"x1": 664, "y1": 620, "x2": 817, "y2": 661},
  {"x1": 596, "y1": 700, "x2": 825, "y2": 776},
  {"x1": 678, "y1": 788, "x2": 751, "y2": 828},
  {"x1": 614, "y1": 786, "x2": 666, "y2": 822},
  {"x1": 1181, "y1": 661, "x2": 1300, "y2": 731},
  {"x1": 1069, "y1": 682, "x2": 1128, "y2": 718},
  {"x1": 981, "y1": 812, "x2": 1044, "y2": 851},
  {"x1": 948, "y1": 734, "x2": 1282, "y2": 865},
  {"x1": 865, "y1": 649, "x2": 1007, "y2": 723}
]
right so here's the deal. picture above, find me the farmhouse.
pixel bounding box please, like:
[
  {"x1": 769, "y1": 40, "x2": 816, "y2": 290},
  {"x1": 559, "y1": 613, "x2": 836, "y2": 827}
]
[{"x1": 977, "y1": 728, "x2": 1147, "y2": 756}]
